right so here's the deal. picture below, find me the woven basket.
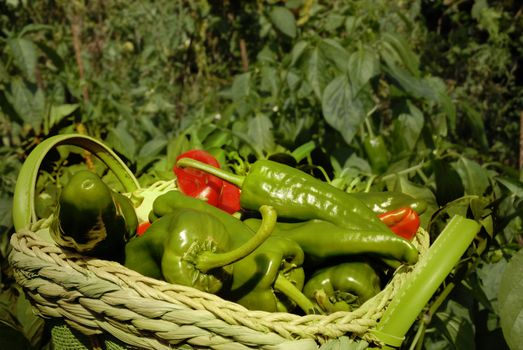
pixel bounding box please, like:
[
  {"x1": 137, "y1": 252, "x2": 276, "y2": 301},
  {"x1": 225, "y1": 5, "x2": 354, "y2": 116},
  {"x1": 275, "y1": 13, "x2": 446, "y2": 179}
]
[{"x1": 9, "y1": 134, "x2": 431, "y2": 349}]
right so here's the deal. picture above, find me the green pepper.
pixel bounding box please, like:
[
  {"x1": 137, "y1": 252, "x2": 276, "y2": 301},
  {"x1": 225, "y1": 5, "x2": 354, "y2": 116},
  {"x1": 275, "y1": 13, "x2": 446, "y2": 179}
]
[
  {"x1": 50, "y1": 170, "x2": 137, "y2": 261},
  {"x1": 303, "y1": 261, "x2": 381, "y2": 314},
  {"x1": 363, "y1": 135, "x2": 389, "y2": 174},
  {"x1": 351, "y1": 191, "x2": 427, "y2": 215},
  {"x1": 149, "y1": 190, "x2": 315, "y2": 313},
  {"x1": 125, "y1": 205, "x2": 276, "y2": 294},
  {"x1": 243, "y1": 218, "x2": 419, "y2": 266},
  {"x1": 222, "y1": 234, "x2": 317, "y2": 314},
  {"x1": 175, "y1": 158, "x2": 391, "y2": 233}
]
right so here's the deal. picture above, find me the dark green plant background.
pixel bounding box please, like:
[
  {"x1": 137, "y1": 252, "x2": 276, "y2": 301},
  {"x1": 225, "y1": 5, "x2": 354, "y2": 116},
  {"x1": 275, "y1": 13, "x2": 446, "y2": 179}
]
[{"x1": 1, "y1": 0, "x2": 522, "y2": 349}]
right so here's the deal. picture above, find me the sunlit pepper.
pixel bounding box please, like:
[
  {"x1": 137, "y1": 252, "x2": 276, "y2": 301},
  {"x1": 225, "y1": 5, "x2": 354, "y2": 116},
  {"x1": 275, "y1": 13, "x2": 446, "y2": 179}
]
[{"x1": 378, "y1": 207, "x2": 420, "y2": 240}]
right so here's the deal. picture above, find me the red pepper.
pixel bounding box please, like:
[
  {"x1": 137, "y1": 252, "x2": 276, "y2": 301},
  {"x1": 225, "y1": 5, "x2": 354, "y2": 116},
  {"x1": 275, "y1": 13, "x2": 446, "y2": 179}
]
[
  {"x1": 378, "y1": 207, "x2": 420, "y2": 240},
  {"x1": 173, "y1": 150, "x2": 223, "y2": 206},
  {"x1": 217, "y1": 181, "x2": 241, "y2": 214},
  {"x1": 173, "y1": 149, "x2": 241, "y2": 213},
  {"x1": 136, "y1": 222, "x2": 151, "y2": 236}
]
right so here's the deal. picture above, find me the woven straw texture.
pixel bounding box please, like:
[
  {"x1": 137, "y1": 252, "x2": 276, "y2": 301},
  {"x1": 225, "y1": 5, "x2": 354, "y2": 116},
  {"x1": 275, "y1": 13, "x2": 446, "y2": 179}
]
[{"x1": 9, "y1": 216, "x2": 430, "y2": 350}]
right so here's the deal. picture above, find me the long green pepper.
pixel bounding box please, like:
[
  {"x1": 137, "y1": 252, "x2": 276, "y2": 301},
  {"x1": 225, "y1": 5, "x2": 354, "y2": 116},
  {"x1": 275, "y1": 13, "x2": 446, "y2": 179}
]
[
  {"x1": 175, "y1": 158, "x2": 393, "y2": 233},
  {"x1": 243, "y1": 218, "x2": 418, "y2": 265},
  {"x1": 351, "y1": 191, "x2": 428, "y2": 215}
]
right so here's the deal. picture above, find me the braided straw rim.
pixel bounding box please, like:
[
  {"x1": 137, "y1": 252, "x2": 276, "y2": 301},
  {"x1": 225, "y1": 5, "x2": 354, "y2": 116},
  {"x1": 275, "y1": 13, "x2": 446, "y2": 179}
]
[{"x1": 9, "y1": 217, "x2": 430, "y2": 350}]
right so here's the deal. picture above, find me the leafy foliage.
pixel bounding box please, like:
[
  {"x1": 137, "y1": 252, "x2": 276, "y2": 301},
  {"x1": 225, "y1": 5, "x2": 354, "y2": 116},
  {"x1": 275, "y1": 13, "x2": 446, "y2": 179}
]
[
  {"x1": 0, "y1": 0, "x2": 522, "y2": 349},
  {"x1": 499, "y1": 248, "x2": 523, "y2": 349}
]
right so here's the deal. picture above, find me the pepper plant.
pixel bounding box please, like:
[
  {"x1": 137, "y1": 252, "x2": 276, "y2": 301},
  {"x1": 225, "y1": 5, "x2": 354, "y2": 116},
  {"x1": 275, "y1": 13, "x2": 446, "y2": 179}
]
[{"x1": 1, "y1": 0, "x2": 522, "y2": 349}]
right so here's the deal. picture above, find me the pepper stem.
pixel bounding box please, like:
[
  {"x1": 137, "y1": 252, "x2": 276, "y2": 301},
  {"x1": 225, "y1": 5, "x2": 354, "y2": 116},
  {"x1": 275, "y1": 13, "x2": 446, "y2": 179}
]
[
  {"x1": 176, "y1": 158, "x2": 245, "y2": 187},
  {"x1": 195, "y1": 205, "x2": 276, "y2": 273},
  {"x1": 274, "y1": 274, "x2": 320, "y2": 315}
]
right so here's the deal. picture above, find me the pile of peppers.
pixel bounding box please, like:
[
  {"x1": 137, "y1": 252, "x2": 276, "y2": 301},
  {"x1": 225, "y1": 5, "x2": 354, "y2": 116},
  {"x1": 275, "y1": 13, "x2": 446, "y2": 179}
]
[{"x1": 52, "y1": 149, "x2": 425, "y2": 315}]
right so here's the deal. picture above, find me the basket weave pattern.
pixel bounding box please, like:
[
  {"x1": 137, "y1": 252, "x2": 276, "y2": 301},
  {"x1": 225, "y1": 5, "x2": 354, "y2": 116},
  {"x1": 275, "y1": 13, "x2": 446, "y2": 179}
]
[{"x1": 9, "y1": 216, "x2": 430, "y2": 349}]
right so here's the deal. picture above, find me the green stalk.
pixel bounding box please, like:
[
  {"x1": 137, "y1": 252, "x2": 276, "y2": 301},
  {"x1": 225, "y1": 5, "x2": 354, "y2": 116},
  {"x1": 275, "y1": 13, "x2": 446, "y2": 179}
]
[
  {"x1": 176, "y1": 157, "x2": 245, "y2": 187},
  {"x1": 371, "y1": 215, "x2": 481, "y2": 348},
  {"x1": 380, "y1": 162, "x2": 426, "y2": 182},
  {"x1": 274, "y1": 273, "x2": 318, "y2": 315},
  {"x1": 410, "y1": 282, "x2": 456, "y2": 350},
  {"x1": 195, "y1": 205, "x2": 276, "y2": 273},
  {"x1": 291, "y1": 141, "x2": 316, "y2": 163},
  {"x1": 13, "y1": 134, "x2": 139, "y2": 231}
]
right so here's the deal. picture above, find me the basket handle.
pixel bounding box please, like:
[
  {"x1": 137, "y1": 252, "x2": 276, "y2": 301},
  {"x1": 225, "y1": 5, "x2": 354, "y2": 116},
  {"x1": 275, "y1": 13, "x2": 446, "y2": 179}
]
[
  {"x1": 371, "y1": 215, "x2": 481, "y2": 348},
  {"x1": 12, "y1": 134, "x2": 140, "y2": 231}
]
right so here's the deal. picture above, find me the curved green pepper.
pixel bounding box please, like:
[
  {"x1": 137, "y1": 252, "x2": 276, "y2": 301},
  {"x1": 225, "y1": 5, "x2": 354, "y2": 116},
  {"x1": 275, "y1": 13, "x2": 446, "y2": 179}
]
[
  {"x1": 351, "y1": 191, "x2": 427, "y2": 215},
  {"x1": 222, "y1": 235, "x2": 315, "y2": 314},
  {"x1": 243, "y1": 218, "x2": 418, "y2": 265},
  {"x1": 175, "y1": 158, "x2": 391, "y2": 233},
  {"x1": 149, "y1": 190, "x2": 315, "y2": 313},
  {"x1": 125, "y1": 205, "x2": 276, "y2": 294},
  {"x1": 50, "y1": 170, "x2": 137, "y2": 261},
  {"x1": 303, "y1": 261, "x2": 381, "y2": 314}
]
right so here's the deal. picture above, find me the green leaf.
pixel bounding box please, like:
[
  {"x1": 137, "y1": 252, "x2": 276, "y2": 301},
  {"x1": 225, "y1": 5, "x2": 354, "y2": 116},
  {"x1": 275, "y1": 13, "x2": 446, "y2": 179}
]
[
  {"x1": 476, "y1": 259, "x2": 508, "y2": 312},
  {"x1": 305, "y1": 47, "x2": 327, "y2": 100},
  {"x1": 8, "y1": 38, "x2": 38, "y2": 82},
  {"x1": 18, "y1": 23, "x2": 54, "y2": 37},
  {"x1": 0, "y1": 90, "x2": 22, "y2": 125},
  {"x1": 247, "y1": 113, "x2": 275, "y2": 153},
  {"x1": 256, "y1": 45, "x2": 277, "y2": 64},
  {"x1": 394, "y1": 175, "x2": 437, "y2": 207},
  {"x1": 0, "y1": 61, "x2": 9, "y2": 82},
  {"x1": 498, "y1": 248, "x2": 523, "y2": 350},
  {"x1": 48, "y1": 104, "x2": 79, "y2": 129},
  {"x1": 345, "y1": 16, "x2": 362, "y2": 34},
  {"x1": 0, "y1": 322, "x2": 33, "y2": 350},
  {"x1": 321, "y1": 75, "x2": 365, "y2": 144},
  {"x1": 230, "y1": 73, "x2": 255, "y2": 117},
  {"x1": 14, "y1": 292, "x2": 44, "y2": 348},
  {"x1": 106, "y1": 122, "x2": 137, "y2": 161},
  {"x1": 166, "y1": 133, "x2": 191, "y2": 171},
  {"x1": 433, "y1": 300, "x2": 476, "y2": 350},
  {"x1": 496, "y1": 177, "x2": 523, "y2": 197},
  {"x1": 425, "y1": 76, "x2": 457, "y2": 132},
  {"x1": 260, "y1": 66, "x2": 279, "y2": 97},
  {"x1": 138, "y1": 116, "x2": 162, "y2": 138},
  {"x1": 10, "y1": 77, "x2": 46, "y2": 128},
  {"x1": 269, "y1": 6, "x2": 297, "y2": 38},
  {"x1": 136, "y1": 138, "x2": 168, "y2": 173},
  {"x1": 0, "y1": 196, "x2": 13, "y2": 231},
  {"x1": 231, "y1": 73, "x2": 251, "y2": 102},
  {"x1": 319, "y1": 39, "x2": 350, "y2": 73},
  {"x1": 323, "y1": 13, "x2": 346, "y2": 33},
  {"x1": 472, "y1": 0, "x2": 501, "y2": 37},
  {"x1": 391, "y1": 103, "x2": 424, "y2": 156},
  {"x1": 461, "y1": 102, "x2": 488, "y2": 150},
  {"x1": 138, "y1": 138, "x2": 167, "y2": 159},
  {"x1": 35, "y1": 42, "x2": 64, "y2": 71},
  {"x1": 382, "y1": 56, "x2": 435, "y2": 100},
  {"x1": 290, "y1": 40, "x2": 309, "y2": 66},
  {"x1": 453, "y1": 157, "x2": 490, "y2": 196},
  {"x1": 343, "y1": 153, "x2": 372, "y2": 174},
  {"x1": 348, "y1": 46, "x2": 380, "y2": 93},
  {"x1": 286, "y1": 70, "x2": 301, "y2": 92},
  {"x1": 380, "y1": 31, "x2": 420, "y2": 77},
  {"x1": 433, "y1": 159, "x2": 465, "y2": 206}
]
